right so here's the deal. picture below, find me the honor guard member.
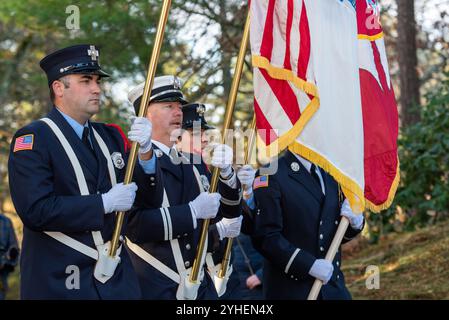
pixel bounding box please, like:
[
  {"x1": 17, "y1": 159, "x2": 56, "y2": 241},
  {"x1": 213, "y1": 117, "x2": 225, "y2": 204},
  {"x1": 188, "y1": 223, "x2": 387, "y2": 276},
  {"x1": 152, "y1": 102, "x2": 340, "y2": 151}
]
[
  {"x1": 8, "y1": 44, "x2": 155, "y2": 299},
  {"x1": 125, "y1": 82, "x2": 243, "y2": 300},
  {"x1": 178, "y1": 103, "x2": 244, "y2": 298},
  {"x1": 177, "y1": 103, "x2": 214, "y2": 162},
  {"x1": 252, "y1": 150, "x2": 365, "y2": 300}
]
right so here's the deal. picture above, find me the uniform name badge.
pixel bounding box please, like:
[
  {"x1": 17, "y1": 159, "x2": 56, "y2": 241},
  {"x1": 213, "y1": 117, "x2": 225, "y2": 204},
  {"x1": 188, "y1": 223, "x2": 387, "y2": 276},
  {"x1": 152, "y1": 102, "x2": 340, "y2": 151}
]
[{"x1": 111, "y1": 152, "x2": 125, "y2": 169}]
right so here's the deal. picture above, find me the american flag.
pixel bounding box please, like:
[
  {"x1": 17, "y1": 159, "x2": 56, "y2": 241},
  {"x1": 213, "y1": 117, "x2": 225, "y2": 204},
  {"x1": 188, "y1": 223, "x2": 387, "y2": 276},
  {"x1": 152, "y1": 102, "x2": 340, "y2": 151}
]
[
  {"x1": 253, "y1": 175, "x2": 269, "y2": 190},
  {"x1": 251, "y1": 0, "x2": 318, "y2": 154},
  {"x1": 13, "y1": 134, "x2": 34, "y2": 152}
]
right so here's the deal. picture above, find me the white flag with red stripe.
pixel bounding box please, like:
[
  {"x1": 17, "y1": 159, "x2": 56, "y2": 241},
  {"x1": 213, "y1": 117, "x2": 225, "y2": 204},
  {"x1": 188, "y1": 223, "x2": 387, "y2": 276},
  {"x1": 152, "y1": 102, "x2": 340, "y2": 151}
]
[
  {"x1": 357, "y1": 0, "x2": 399, "y2": 211},
  {"x1": 250, "y1": 0, "x2": 399, "y2": 211}
]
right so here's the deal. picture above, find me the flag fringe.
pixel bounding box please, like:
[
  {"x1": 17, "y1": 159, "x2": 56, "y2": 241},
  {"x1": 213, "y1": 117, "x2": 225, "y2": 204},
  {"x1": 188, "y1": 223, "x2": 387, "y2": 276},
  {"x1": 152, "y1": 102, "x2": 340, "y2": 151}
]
[
  {"x1": 252, "y1": 55, "x2": 319, "y2": 97},
  {"x1": 288, "y1": 142, "x2": 366, "y2": 213},
  {"x1": 256, "y1": 97, "x2": 320, "y2": 157},
  {"x1": 358, "y1": 32, "x2": 384, "y2": 41},
  {"x1": 365, "y1": 160, "x2": 400, "y2": 213}
]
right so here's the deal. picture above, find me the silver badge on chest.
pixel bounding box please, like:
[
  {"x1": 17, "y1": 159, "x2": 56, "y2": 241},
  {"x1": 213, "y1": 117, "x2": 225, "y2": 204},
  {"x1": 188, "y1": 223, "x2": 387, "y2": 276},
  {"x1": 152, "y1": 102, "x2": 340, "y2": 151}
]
[
  {"x1": 111, "y1": 152, "x2": 125, "y2": 169},
  {"x1": 200, "y1": 175, "x2": 210, "y2": 192}
]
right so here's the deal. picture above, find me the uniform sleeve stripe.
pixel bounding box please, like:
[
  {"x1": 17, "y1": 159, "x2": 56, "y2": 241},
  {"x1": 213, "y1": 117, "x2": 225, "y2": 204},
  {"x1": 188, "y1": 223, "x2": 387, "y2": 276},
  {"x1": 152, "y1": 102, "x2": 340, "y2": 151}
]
[
  {"x1": 285, "y1": 248, "x2": 300, "y2": 274},
  {"x1": 220, "y1": 194, "x2": 242, "y2": 206},
  {"x1": 160, "y1": 208, "x2": 168, "y2": 241},
  {"x1": 164, "y1": 207, "x2": 173, "y2": 240}
]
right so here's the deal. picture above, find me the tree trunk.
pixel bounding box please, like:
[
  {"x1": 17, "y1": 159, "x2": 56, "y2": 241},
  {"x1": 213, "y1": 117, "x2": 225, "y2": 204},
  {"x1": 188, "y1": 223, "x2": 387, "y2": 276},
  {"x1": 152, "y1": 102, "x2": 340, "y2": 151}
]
[{"x1": 396, "y1": 0, "x2": 420, "y2": 126}]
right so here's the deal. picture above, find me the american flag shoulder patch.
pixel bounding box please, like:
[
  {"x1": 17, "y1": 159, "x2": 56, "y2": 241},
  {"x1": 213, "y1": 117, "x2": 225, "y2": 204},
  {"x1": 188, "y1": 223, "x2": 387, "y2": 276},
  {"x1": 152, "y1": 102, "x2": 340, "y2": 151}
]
[
  {"x1": 253, "y1": 175, "x2": 269, "y2": 190},
  {"x1": 13, "y1": 134, "x2": 34, "y2": 152}
]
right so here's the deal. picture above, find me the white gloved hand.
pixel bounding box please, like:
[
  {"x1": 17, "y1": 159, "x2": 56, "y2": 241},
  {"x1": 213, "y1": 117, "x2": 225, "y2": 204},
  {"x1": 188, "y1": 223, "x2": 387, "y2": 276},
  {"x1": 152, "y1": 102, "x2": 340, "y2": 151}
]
[
  {"x1": 216, "y1": 215, "x2": 243, "y2": 240},
  {"x1": 211, "y1": 144, "x2": 234, "y2": 178},
  {"x1": 340, "y1": 199, "x2": 364, "y2": 230},
  {"x1": 237, "y1": 165, "x2": 256, "y2": 198},
  {"x1": 309, "y1": 259, "x2": 334, "y2": 284},
  {"x1": 101, "y1": 182, "x2": 138, "y2": 214},
  {"x1": 128, "y1": 116, "x2": 153, "y2": 154},
  {"x1": 189, "y1": 192, "x2": 221, "y2": 220}
]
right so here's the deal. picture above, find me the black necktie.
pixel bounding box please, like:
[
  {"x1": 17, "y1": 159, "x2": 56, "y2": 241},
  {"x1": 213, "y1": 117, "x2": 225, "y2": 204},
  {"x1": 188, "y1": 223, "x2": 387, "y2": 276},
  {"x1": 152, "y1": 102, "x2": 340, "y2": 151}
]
[
  {"x1": 82, "y1": 127, "x2": 94, "y2": 153},
  {"x1": 310, "y1": 164, "x2": 322, "y2": 191}
]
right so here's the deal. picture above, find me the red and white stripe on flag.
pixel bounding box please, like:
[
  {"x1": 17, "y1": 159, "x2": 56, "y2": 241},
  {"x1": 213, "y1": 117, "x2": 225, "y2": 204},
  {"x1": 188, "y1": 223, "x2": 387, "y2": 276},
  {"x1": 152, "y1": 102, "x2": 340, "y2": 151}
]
[{"x1": 250, "y1": 0, "x2": 319, "y2": 154}]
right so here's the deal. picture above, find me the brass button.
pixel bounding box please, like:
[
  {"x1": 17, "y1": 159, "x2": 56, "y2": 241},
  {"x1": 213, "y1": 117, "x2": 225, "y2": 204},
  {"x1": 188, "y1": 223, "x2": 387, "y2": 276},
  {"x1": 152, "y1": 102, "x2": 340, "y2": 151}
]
[{"x1": 184, "y1": 261, "x2": 190, "y2": 268}]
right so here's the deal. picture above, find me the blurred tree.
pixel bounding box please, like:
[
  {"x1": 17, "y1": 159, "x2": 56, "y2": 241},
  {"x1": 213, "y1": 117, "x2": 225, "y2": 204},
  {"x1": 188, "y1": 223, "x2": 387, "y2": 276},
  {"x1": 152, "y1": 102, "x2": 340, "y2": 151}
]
[
  {"x1": 396, "y1": 0, "x2": 421, "y2": 126},
  {"x1": 170, "y1": 0, "x2": 253, "y2": 130},
  {"x1": 368, "y1": 73, "x2": 449, "y2": 242}
]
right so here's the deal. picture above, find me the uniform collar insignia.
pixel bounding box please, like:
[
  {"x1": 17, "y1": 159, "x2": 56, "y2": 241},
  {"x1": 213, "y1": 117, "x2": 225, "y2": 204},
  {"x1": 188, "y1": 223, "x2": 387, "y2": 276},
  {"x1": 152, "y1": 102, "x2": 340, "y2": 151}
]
[{"x1": 291, "y1": 162, "x2": 300, "y2": 172}]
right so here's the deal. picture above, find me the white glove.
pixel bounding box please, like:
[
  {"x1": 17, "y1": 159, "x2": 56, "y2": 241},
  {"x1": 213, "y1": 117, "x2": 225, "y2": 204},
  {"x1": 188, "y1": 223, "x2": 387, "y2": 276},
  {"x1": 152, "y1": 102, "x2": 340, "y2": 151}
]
[
  {"x1": 237, "y1": 165, "x2": 256, "y2": 197},
  {"x1": 189, "y1": 192, "x2": 221, "y2": 220},
  {"x1": 128, "y1": 116, "x2": 153, "y2": 154},
  {"x1": 216, "y1": 215, "x2": 243, "y2": 240},
  {"x1": 340, "y1": 199, "x2": 364, "y2": 230},
  {"x1": 211, "y1": 144, "x2": 233, "y2": 178},
  {"x1": 309, "y1": 259, "x2": 334, "y2": 284},
  {"x1": 101, "y1": 182, "x2": 138, "y2": 214}
]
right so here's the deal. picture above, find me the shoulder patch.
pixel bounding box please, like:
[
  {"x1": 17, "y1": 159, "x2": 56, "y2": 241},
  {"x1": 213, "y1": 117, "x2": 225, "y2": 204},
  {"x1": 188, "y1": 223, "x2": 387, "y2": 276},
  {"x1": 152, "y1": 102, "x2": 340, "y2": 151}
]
[
  {"x1": 106, "y1": 123, "x2": 131, "y2": 153},
  {"x1": 253, "y1": 175, "x2": 269, "y2": 190},
  {"x1": 13, "y1": 134, "x2": 34, "y2": 152}
]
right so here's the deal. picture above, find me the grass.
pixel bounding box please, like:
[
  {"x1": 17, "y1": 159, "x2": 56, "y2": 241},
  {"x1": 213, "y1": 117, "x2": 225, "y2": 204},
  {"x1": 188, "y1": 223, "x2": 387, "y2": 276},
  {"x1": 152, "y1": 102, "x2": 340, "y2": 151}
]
[{"x1": 342, "y1": 219, "x2": 449, "y2": 299}]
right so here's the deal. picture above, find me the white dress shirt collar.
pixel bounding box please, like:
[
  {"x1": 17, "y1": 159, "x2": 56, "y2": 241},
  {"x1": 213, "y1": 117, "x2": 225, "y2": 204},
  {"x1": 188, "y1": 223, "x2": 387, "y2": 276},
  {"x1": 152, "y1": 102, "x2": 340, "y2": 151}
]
[{"x1": 152, "y1": 140, "x2": 177, "y2": 158}]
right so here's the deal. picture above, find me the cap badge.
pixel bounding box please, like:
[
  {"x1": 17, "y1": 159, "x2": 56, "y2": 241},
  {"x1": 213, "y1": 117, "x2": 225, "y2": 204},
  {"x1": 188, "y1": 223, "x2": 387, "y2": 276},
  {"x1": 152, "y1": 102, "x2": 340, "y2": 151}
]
[
  {"x1": 173, "y1": 76, "x2": 181, "y2": 90},
  {"x1": 196, "y1": 105, "x2": 205, "y2": 115},
  {"x1": 87, "y1": 45, "x2": 99, "y2": 61}
]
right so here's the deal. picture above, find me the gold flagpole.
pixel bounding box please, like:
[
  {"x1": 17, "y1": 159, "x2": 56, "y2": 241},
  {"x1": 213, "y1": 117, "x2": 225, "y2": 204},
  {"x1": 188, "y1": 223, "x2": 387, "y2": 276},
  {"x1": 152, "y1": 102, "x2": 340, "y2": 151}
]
[
  {"x1": 218, "y1": 115, "x2": 256, "y2": 278},
  {"x1": 109, "y1": 0, "x2": 172, "y2": 257},
  {"x1": 189, "y1": 11, "x2": 251, "y2": 283}
]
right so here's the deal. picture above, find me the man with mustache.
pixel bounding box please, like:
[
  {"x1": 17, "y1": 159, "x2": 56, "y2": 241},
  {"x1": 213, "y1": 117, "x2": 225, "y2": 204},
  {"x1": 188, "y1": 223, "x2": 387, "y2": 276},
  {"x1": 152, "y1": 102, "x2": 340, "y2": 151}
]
[{"x1": 125, "y1": 78, "x2": 243, "y2": 300}]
